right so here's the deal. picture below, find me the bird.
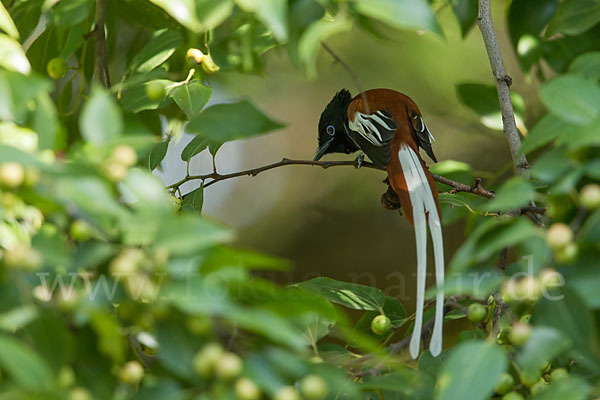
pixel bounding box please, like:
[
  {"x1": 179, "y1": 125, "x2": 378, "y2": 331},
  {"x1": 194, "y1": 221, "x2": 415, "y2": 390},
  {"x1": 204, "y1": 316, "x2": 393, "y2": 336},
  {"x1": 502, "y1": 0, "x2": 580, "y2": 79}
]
[{"x1": 314, "y1": 88, "x2": 444, "y2": 359}]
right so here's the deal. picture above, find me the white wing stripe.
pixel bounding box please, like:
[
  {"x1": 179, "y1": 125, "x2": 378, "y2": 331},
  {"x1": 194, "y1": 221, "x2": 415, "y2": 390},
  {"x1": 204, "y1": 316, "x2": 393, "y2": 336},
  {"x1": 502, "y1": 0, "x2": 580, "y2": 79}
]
[
  {"x1": 348, "y1": 111, "x2": 395, "y2": 146},
  {"x1": 398, "y1": 144, "x2": 444, "y2": 359}
]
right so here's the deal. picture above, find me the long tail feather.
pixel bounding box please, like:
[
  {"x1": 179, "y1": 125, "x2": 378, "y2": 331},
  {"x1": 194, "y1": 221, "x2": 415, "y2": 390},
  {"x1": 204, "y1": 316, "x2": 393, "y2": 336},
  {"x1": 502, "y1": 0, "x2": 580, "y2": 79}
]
[{"x1": 398, "y1": 144, "x2": 445, "y2": 359}]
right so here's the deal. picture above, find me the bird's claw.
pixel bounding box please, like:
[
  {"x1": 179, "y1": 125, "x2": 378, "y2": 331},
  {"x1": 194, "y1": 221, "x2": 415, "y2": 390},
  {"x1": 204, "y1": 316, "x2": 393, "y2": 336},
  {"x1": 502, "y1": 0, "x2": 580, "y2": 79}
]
[{"x1": 354, "y1": 153, "x2": 365, "y2": 169}]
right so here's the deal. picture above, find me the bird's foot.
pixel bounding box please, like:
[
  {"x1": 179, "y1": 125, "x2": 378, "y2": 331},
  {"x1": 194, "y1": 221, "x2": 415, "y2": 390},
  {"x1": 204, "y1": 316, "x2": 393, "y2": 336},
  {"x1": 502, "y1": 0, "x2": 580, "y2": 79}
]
[
  {"x1": 354, "y1": 153, "x2": 365, "y2": 169},
  {"x1": 381, "y1": 185, "x2": 402, "y2": 212}
]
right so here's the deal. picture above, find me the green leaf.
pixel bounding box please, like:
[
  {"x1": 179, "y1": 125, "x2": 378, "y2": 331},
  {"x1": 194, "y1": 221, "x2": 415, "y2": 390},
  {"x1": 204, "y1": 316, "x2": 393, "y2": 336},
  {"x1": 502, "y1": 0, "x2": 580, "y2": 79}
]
[
  {"x1": 451, "y1": 0, "x2": 477, "y2": 37},
  {"x1": 156, "y1": 318, "x2": 197, "y2": 380},
  {"x1": 186, "y1": 100, "x2": 285, "y2": 145},
  {"x1": 436, "y1": 341, "x2": 507, "y2": 400},
  {"x1": 540, "y1": 74, "x2": 600, "y2": 125},
  {"x1": 516, "y1": 327, "x2": 571, "y2": 374},
  {"x1": 116, "y1": 0, "x2": 183, "y2": 31},
  {"x1": 362, "y1": 369, "x2": 432, "y2": 397},
  {"x1": 169, "y1": 80, "x2": 212, "y2": 118},
  {"x1": 295, "y1": 277, "x2": 385, "y2": 311},
  {"x1": 34, "y1": 92, "x2": 59, "y2": 150},
  {"x1": 131, "y1": 29, "x2": 182, "y2": 73},
  {"x1": 568, "y1": 51, "x2": 600, "y2": 81},
  {"x1": 79, "y1": 88, "x2": 123, "y2": 144},
  {"x1": 180, "y1": 135, "x2": 209, "y2": 161},
  {"x1": 89, "y1": 311, "x2": 125, "y2": 364},
  {"x1": 0, "y1": 33, "x2": 31, "y2": 74},
  {"x1": 59, "y1": 21, "x2": 87, "y2": 59},
  {"x1": 122, "y1": 168, "x2": 173, "y2": 214},
  {"x1": 354, "y1": 0, "x2": 441, "y2": 35},
  {"x1": 235, "y1": 0, "x2": 288, "y2": 41},
  {"x1": 149, "y1": 0, "x2": 202, "y2": 31},
  {"x1": 456, "y1": 83, "x2": 525, "y2": 131},
  {"x1": 485, "y1": 176, "x2": 535, "y2": 212},
  {"x1": 52, "y1": 0, "x2": 90, "y2": 27},
  {"x1": 181, "y1": 184, "x2": 204, "y2": 213},
  {"x1": 154, "y1": 215, "x2": 231, "y2": 256},
  {"x1": 531, "y1": 376, "x2": 590, "y2": 400},
  {"x1": 297, "y1": 12, "x2": 352, "y2": 78},
  {"x1": 195, "y1": 0, "x2": 234, "y2": 30},
  {"x1": 433, "y1": 267, "x2": 503, "y2": 299},
  {"x1": 0, "y1": 1, "x2": 20, "y2": 39},
  {"x1": 520, "y1": 114, "x2": 577, "y2": 154},
  {"x1": 546, "y1": 0, "x2": 600, "y2": 36},
  {"x1": 0, "y1": 306, "x2": 37, "y2": 331},
  {"x1": 121, "y1": 78, "x2": 175, "y2": 113},
  {"x1": 147, "y1": 140, "x2": 169, "y2": 171},
  {"x1": 0, "y1": 334, "x2": 54, "y2": 390}
]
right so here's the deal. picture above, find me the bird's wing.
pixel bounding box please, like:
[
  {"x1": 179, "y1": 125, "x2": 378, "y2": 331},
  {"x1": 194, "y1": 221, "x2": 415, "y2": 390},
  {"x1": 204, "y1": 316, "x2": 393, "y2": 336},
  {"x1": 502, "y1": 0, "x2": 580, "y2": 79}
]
[
  {"x1": 408, "y1": 110, "x2": 437, "y2": 163},
  {"x1": 345, "y1": 109, "x2": 397, "y2": 168}
]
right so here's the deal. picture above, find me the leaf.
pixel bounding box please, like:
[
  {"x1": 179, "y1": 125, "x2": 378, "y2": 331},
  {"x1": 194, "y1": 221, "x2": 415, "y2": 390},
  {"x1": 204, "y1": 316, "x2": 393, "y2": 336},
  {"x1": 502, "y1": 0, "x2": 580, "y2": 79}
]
[
  {"x1": 568, "y1": 51, "x2": 600, "y2": 82},
  {"x1": 59, "y1": 21, "x2": 87, "y2": 59},
  {"x1": 485, "y1": 176, "x2": 535, "y2": 212},
  {"x1": 186, "y1": 100, "x2": 285, "y2": 145},
  {"x1": 169, "y1": 80, "x2": 212, "y2": 118},
  {"x1": 33, "y1": 92, "x2": 59, "y2": 150},
  {"x1": 156, "y1": 318, "x2": 197, "y2": 380},
  {"x1": 520, "y1": 114, "x2": 577, "y2": 154},
  {"x1": 79, "y1": 88, "x2": 123, "y2": 144},
  {"x1": 354, "y1": 0, "x2": 441, "y2": 36},
  {"x1": 0, "y1": 306, "x2": 37, "y2": 331},
  {"x1": 295, "y1": 277, "x2": 385, "y2": 311},
  {"x1": 456, "y1": 83, "x2": 525, "y2": 131},
  {"x1": 235, "y1": 0, "x2": 288, "y2": 41},
  {"x1": 531, "y1": 376, "x2": 590, "y2": 400},
  {"x1": 89, "y1": 311, "x2": 125, "y2": 364},
  {"x1": 0, "y1": 33, "x2": 31, "y2": 74},
  {"x1": 0, "y1": 1, "x2": 20, "y2": 39},
  {"x1": 180, "y1": 135, "x2": 209, "y2": 161},
  {"x1": 181, "y1": 184, "x2": 204, "y2": 213},
  {"x1": 116, "y1": 0, "x2": 183, "y2": 31},
  {"x1": 195, "y1": 0, "x2": 234, "y2": 30},
  {"x1": 297, "y1": 12, "x2": 352, "y2": 78},
  {"x1": 362, "y1": 369, "x2": 432, "y2": 398},
  {"x1": 0, "y1": 334, "x2": 54, "y2": 390},
  {"x1": 540, "y1": 74, "x2": 600, "y2": 125},
  {"x1": 131, "y1": 29, "x2": 182, "y2": 73},
  {"x1": 432, "y1": 267, "x2": 503, "y2": 299},
  {"x1": 516, "y1": 327, "x2": 571, "y2": 374},
  {"x1": 436, "y1": 341, "x2": 507, "y2": 400},
  {"x1": 153, "y1": 215, "x2": 231, "y2": 256},
  {"x1": 149, "y1": 0, "x2": 201, "y2": 32},
  {"x1": 121, "y1": 78, "x2": 175, "y2": 113},
  {"x1": 546, "y1": 0, "x2": 600, "y2": 36},
  {"x1": 451, "y1": 0, "x2": 477, "y2": 37},
  {"x1": 147, "y1": 140, "x2": 169, "y2": 171}
]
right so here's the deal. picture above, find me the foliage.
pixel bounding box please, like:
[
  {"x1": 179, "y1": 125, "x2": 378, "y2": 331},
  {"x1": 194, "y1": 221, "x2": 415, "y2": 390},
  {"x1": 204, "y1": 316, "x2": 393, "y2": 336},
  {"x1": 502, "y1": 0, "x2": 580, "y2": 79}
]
[{"x1": 0, "y1": 0, "x2": 598, "y2": 399}]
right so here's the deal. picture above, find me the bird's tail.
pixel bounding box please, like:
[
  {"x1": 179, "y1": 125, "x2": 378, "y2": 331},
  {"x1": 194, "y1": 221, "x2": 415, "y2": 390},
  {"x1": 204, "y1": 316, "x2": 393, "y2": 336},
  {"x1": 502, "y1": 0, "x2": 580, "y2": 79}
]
[{"x1": 396, "y1": 144, "x2": 445, "y2": 359}]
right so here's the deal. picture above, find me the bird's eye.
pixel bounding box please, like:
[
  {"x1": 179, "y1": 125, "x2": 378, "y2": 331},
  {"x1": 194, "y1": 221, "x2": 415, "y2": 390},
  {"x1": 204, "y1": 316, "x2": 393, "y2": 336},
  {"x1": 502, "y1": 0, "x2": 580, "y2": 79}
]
[{"x1": 326, "y1": 125, "x2": 335, "y2": 136}]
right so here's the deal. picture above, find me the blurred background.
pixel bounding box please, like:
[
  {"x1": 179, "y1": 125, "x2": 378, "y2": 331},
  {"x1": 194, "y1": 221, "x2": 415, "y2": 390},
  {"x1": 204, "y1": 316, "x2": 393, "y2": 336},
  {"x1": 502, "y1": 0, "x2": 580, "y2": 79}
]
[{"x1": 156, "y1": 0, "x2": 538, "y2": 310}]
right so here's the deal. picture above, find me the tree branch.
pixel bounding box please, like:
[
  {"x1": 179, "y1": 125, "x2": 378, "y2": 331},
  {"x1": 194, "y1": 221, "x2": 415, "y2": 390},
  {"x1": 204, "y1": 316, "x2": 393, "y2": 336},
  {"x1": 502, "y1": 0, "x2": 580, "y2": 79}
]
[
  {"x1": 476, "y1": 0, "x2": 528, "y2": 176},
  {"x1": 93, "y1": 0, "x2": 110, "y2": 88},
  {"x1": 167, "y1": 158, "x2": 496, "y2": 199}
]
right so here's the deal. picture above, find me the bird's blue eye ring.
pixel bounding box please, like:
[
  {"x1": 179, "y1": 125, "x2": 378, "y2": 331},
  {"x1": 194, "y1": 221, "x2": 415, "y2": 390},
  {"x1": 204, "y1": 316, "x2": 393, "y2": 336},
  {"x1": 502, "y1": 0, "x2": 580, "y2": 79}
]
[{"x1": 326, "y1": 125, "x2": 335, "y2": 136}]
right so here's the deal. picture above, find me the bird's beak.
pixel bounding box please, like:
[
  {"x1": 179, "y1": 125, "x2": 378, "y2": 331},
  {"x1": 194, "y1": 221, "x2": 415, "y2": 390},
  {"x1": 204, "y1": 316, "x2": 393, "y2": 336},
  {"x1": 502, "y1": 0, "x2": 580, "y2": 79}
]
[{"x1": 314, "y1": 139, "x2": 333, "y2": 161}]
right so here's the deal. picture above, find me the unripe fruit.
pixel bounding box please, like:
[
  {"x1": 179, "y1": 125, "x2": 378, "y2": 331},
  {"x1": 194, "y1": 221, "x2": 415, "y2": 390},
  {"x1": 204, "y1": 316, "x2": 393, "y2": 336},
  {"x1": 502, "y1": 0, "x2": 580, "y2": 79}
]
[
  {"x1": 169, "y1": 195, "x2": 182, "y2": 211},
  {"x1": 186, "y1": 316, "x2": 212, "y2": 336},
  {"x1": 274, "y1": 386, "x2": 300, "y2": 400},
  {"x1": 145, "y1": 81, "x2": 166, "y2": 101},
  {"x1": 371, "y1": 315, "x2": 392, "y2": 335},
  {"x1": 520, "y1": 369, "x2": 541, "y2": 387},
  {"x1": 104, "y1": 161, "x2": 128, "y2": 181},
  {"x1": 111, "y1": 145, "x2": 137, "y2": 167},
  {"x1": 0, "y1": 162, "x2": 25, "y2": 188},
  {"x1": 530, "y1": 378, "x2": 547, "y2": 395},
  {"x1": 515, "y1": 276, "x2": 542, "y2": 301},
  {"x1": 508, "y1": 322, "x2": 532, "y2": 346},
  {"x1": 109, "y1": 249, "x2": 142, "y2": 276},
  {"x1": 580, "y1": 183, "x2": 600, "y2": 209},
  {"x1": 467, "y1": 303, "x2": 487, "y2": 323},
  {"x1": 494, "y1": 373, "x2": 515, "y2": 395},
  {"x1": 68, "y1": 387, "x2": 92, "y2": 400},
  {"x1": 215, "y1": 352, "x2": 242, "y2": 380},
  {"x1": 3, "y1": 244, "x2": 43, "y2": 271},
  {"x1": 47, "y1": 57, "x2": 67, "y2": 79},
  {"x1": 501, "y1": 279, "x2": 519, "y2": 303},
  {"x1": 550, "y1": 368, "x2": 569, "y2": 381},
  {"x1": 300, "y1": 374, "x2": 328, "y2": 400},
  {"x1": 546, "y1": 223, "x2": 573, "y2": 249},
  {"x1": 70, "y1": 219, "x2": 93, "y2": 241},
  {"x1": 186, "y1": 48, "x2": 205, "y2": 64},
  {"x1": 540, "y1": 269, "x2": 562, "y2": 291},
  {"x1": 235, "y1": 378, "x2": 261, "y2": 400},
  {"x1": 309, "y1": 356, "x2": 324, "y2": 364},
  {"x1": 555, "y1": 242, "x2": 578, "y2": 264},
  {"x1": 502, "y1": 392, "x2": 524, "y2": 400},
  {"x1": 58, "y1": 366, "x2": 75, "y2": 387},
  {"x1": 201, "y1": 52, "x2": 220, "y2": 73},
  {"x1": 193, "y1": 342, "x2": 224, "y2": 377},
  {"x1": 119, "y1": 361, "x2": 144, "y2": 384},
  {"x1": 32, "y1": 285, "x2": 52, "y2": 302}
]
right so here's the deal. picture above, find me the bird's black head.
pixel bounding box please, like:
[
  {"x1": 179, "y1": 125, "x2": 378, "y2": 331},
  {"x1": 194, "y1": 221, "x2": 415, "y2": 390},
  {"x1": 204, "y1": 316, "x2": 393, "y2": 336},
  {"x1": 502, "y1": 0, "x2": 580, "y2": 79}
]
[{"x1": 314, "y1": 89, "x2": 358, "y2": 161}]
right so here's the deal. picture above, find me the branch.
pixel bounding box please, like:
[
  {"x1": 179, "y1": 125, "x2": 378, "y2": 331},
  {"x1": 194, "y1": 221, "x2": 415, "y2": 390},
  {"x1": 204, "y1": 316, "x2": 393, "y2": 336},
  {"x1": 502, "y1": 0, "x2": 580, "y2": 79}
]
[
  {"x1": 167, "y1": 158, "x2": 495, "y2": 199},
  {"x1": 321, "y1": 42, "x2": 370, "y2": 114},
  {"x1": 476, "y1": 0, "x2": 528, "y2": 176},
  {"x1": 93, "y1": 0, "x2": 110, "y2": 88}
]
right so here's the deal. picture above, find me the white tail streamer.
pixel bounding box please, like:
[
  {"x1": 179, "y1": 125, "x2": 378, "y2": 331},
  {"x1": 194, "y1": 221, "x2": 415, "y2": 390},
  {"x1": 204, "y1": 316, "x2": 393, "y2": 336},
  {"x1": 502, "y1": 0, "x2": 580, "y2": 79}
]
[{"x1": 397, "y1": 144, "x2": 445, "y2": 359}]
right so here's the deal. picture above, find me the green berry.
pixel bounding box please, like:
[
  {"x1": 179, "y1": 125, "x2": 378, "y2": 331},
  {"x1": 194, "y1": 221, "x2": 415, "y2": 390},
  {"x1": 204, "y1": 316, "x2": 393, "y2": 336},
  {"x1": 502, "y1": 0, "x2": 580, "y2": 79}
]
[
  {"x1": 508, "y1": 322, "x2": 532, "y2": 346},
  {"x1": 0, "y1": 162, "x2": 25, "y2": 188},
  {"x1": 111, "y1": 145, "x2": 137, "y2": 167},
  {"x1": 215, "y1": 352, "x2": 242, "y2": 380},
  {"x1": 47, "y1": 57, "x2": 67, "y2": 79},
  {"x1": 550, "y1": 368, "x2": 569, "y2": 381},
  {"x1": 467, "y1": 303, "x2": 487, "y2": 323},
  {"x1": 580, "y1": 183, "x2": 600, "y2": 209},
  {"x1": 145, "y1": 81, "x2": 166, "y2": 101},
  {"x1": 235, "y1": 377, "x2": 261, "y2": 400},
  {"x1": 502, "y1": 391, "x2": 525, "y2": 400},
  {"x1": 494, "y1": 373, "x2": 515, "y2": 395},
  {"x1": 274, "y1": 386, "x2": 300, "y2": 400},
  {"x1": 555, "y1": 242, "x2": 578, "y2": 264},
  {"x1": 300, "y1": 374, "x2": 328, "y2": 400},
  {"x1": 520, "y1": 369, "x2": 541, "y2": 387},
  {"x1": 68, "y1": 387, "x2": 92, "y2": 400},
  {"x1": 546, "y1": 223, "x2": 573, "y2": 249},
  {"x1": 371, "y1": 315, "x2": 392, "y2": 335},
  {"x1": 70, "y1": 219, "x2": 93, "y2": 241},
  {"x1": 119, "y1": 361, "x2": 144, "y2": 384},
  {"x1": 530, "y1": 378, "x2": 547, "y2": 395},
  {"x1": 193, "y1": 342, "x2": 224, "y2": 377}
]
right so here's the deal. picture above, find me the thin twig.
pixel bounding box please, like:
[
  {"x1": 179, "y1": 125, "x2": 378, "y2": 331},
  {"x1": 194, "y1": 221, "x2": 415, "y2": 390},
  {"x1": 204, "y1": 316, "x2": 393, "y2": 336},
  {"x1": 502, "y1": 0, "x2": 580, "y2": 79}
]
[
  {"x1": 321, "y1": 42, "x2": 370, "y2": 114},
  {"x1": 93, "y1": 0, "x2": 110, "y2": 88},
  {"x1": 497, "y1": 247, "x2": 508, "y2": 272}
]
